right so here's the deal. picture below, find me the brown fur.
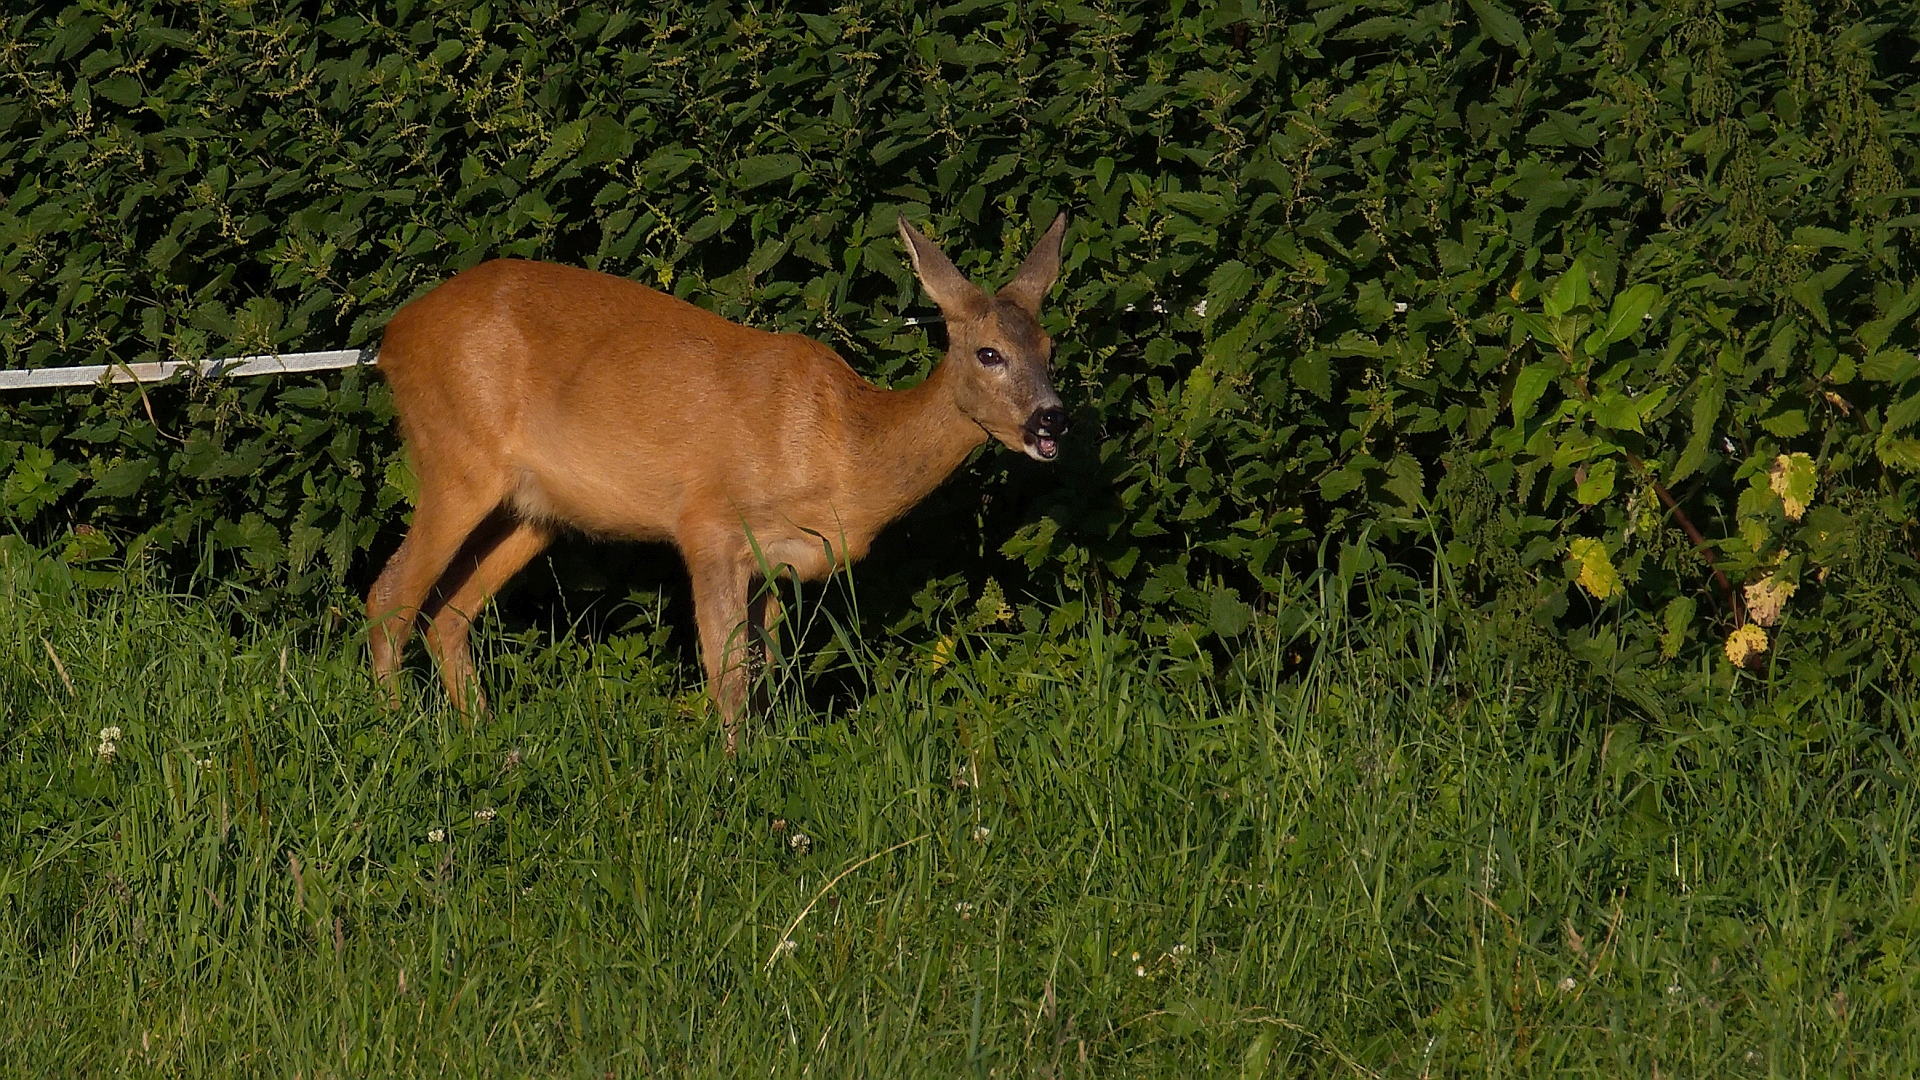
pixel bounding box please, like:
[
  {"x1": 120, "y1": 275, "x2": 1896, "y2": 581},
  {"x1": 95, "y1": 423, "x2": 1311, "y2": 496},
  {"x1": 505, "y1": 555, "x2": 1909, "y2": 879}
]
[{"x1": 366, "y1": 215, "x2": 1070, "y2": 751}]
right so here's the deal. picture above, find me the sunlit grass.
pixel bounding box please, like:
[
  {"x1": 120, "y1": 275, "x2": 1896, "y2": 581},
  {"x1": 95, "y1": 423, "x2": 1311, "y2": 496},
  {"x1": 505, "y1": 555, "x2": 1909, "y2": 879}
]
[{"x1": 2, "y1": 541, "x2": 1916, "y2": 1075}]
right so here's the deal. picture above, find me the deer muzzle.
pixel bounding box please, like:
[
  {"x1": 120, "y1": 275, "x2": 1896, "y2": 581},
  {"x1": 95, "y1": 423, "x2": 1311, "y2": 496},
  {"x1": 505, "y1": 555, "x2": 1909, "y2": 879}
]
[{"x1": 1023, "y1": 404, "x2": 1070, "y2": 461}]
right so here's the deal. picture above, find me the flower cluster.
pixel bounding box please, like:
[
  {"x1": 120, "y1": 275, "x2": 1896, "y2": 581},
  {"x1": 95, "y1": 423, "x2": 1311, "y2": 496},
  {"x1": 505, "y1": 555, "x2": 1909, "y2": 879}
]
[{"x1": 96, "y1": 726, "x2": 121, "y2": 762}]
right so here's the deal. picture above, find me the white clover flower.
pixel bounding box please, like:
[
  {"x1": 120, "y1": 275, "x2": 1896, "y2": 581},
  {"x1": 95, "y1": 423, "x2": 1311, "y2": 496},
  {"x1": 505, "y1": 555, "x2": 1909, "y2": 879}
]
[
  {"x1": 96, "y1": 740, "x2": 118, "y2": 762},
  {"x1": 777, "y1": 938, "x2": 798, "y2": 956},
  {"x1": 1558, "y1": 976, "x2": 1578, "y2": 993},
  {"x1": 970, "y1": 825, "x2": 992, "y2": 844},
  {"x1": 788, "y1": 832, "x2": 811, "y2": 854},
  {"x1": 1666, "y1": 982, "x2": 1684, "y2": 997},
  {"x1": 427, "y1": 827, "x2": 446, "y2": 843},
  {"x1": 953, "y1": 901, "x2": 974, "y2": 920},
  {"x1": 473, "y1": 808, "x2": 497, "y2": 825},
  {"x1": 99, "y1": 726, "x2": 122, "y2": 742}
]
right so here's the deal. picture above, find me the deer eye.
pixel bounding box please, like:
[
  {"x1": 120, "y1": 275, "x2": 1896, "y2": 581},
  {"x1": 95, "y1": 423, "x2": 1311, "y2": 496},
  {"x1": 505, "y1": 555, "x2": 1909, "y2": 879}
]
[{"x1": 976, "y1": 347, "x2": 1004, "y2": 366}]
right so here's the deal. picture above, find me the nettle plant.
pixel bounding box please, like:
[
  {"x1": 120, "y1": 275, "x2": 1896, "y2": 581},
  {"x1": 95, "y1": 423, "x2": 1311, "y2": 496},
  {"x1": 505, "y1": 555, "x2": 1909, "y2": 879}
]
[
  {"x1": 1486, "y1": 254, "x2": 1916, "y2": 675},
  {"x1": 4, "y1": 1, "x2": 1918, "y2": 684}
]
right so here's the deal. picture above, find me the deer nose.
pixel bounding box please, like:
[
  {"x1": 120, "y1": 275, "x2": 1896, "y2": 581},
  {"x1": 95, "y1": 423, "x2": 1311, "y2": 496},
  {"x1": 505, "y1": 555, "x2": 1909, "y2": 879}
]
[{"x1": 1028, "y1": 406, "x2": 1070, "y2": 437}]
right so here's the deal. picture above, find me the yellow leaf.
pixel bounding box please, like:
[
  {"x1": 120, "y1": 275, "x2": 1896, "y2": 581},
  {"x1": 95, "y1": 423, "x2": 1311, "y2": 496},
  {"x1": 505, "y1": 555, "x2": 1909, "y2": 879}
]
[
  {"x1": 1567, "y1": 537, "x2": 1619, "y2": 600},
  {"x1": 1743, "y1": 575, "x2": 1796, "y2": 627},
  {"x1": 1768, "y1": 452, "x2": 1817, "y2": 521},
  {"x1": 1725, "y1": 624, "x2": 1769, "y2": 667}
]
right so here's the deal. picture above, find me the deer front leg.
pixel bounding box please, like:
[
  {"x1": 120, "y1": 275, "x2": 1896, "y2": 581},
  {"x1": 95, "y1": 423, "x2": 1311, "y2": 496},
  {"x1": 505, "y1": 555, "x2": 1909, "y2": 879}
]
[{"x1": 689, "y1": 550, "x2": 756, "y2": 754}]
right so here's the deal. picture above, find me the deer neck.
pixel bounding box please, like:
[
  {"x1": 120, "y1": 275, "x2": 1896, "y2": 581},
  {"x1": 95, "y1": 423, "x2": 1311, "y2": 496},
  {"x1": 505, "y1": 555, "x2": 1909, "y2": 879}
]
[{"x1": 847, "y1": 358, "x2": 985, "y2": 529}]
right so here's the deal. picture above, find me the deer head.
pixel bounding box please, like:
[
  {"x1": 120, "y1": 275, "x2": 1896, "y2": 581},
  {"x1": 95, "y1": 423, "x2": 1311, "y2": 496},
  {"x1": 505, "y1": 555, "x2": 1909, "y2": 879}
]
[{"x1": 898, "y1": 213, "x2": 1070, "y2": 461}]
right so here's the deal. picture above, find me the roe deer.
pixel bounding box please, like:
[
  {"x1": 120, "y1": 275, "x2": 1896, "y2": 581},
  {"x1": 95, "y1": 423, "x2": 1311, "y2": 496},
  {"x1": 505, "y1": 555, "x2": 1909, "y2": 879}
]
[{"x1": 367, "y1": 214, "x2": 1071, "y2": 751}]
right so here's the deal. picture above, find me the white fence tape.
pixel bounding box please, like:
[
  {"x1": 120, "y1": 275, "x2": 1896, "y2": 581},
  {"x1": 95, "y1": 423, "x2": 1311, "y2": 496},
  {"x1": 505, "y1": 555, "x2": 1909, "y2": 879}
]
[{"x1": 0, "y1": 348, "x2": 373, "y2": 391}]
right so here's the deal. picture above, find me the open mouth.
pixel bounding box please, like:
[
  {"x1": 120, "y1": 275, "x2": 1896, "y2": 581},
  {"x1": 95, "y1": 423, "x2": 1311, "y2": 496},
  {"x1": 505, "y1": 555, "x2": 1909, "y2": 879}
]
[{"x1": 1022, "y1": 405, "x2": 1068, "y2": 462}]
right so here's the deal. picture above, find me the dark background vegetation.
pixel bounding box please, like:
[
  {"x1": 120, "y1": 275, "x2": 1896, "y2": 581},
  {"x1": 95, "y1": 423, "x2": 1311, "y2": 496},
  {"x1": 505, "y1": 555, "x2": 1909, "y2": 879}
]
[
  {"x1": 3, "y1": 0, "x2": 1918, "y2": 690},
  {"x1": 7, "y1": 5, "x2": 1920, "y2": 1072}
]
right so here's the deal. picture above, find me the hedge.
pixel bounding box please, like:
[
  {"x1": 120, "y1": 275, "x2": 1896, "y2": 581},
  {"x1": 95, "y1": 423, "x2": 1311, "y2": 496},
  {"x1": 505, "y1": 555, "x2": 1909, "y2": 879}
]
[{"x1": 3, "y1": 0, "x2": 1919, "y2": 685}]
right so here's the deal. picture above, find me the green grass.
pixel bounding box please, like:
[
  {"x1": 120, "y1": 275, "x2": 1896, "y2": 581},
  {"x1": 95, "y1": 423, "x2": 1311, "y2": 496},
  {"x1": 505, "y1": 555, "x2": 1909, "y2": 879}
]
[{"x1": 3, "y1": 543, "x2": 1917, "y2": 1076}]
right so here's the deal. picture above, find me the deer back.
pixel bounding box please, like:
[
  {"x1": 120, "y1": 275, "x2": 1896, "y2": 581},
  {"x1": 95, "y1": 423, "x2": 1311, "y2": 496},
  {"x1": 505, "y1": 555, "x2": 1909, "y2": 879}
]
[{"x1": 377, "y1": 259, "x2": 979, "y2": 565}]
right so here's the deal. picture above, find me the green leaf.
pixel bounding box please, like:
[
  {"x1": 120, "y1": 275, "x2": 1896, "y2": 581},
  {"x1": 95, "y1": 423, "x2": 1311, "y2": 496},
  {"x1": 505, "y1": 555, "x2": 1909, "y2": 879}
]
[
  {"x1": 1877, "y1": 437, "x2": 1920, "y2": 473},
  {"x1": 1352, "y1": 280, "x2": 1395, "y2": 326},
  {"x1": 1589, "y1": 391, "x2": 1643, "y2": 432},
  {"x1": 94, "y1": 75, "x2": 142, "y2": 108},
  {"x1": 1861, "y1": 350, "x2": 1920, "y2": 385},
  {"x1": 736, "y1": 153, "x2": 804, "y2": 190},
  {"x1": 1511, "y1": 363, "x2": 1554, "y2": 423},
  {"x1": 1383, "y1": 452, "x2": 1425, "y2": 509},
  {"x1": 1885, "y1": 391, "x2": 1920, "y2": 435},
  {"x1": 1660, "y1": 596, "x2": 1696, "y2": 659},
  {"x1": 576, "y1": 116, "x2": 634, "y2": 169},
  {"x1": 799, "y1": 12, "x2": 840, "y2": 41},
  {"x1": 1737, "y1": 485, "x2": 1781, "y2": 550},
  {"x1": 1597, "y1": 283, "x2": 1662, "y2": 347},
  {"x1": 1574, "y1": 457, "x2": 1617, "y2": 505},
  {"x1": 85, "y1": 459, "x2": 154, "y2": 500},
  {"x1": 1790, "y1": 226, "x2": 1860, "y2": 253},
  {"x1": 3, "y1": 446, "x2": 82, "y2": 517},
  {"x1": 1511, "y1": 311, "x2": 1553, "y2": 345},
  {"x1": 384, "y1": 454, "x2": 419, "y2": 508},
  {"x1": 1204, "y1": 261, "x2": 1256, "y2": 322},
  {"x1": 1543, "y1": 258, "x2": 1591, "y2": 318},
  {"x1": 1291, "y1": 352, "x2": 1331, "y2": 401},
  {"x1": 531, "y1": 118, "x2": 590, "y2": 178},
  {"x1": 1468, "y1": 0, "x2": 1525, "y2": 47},
  {"x1": 1789, "y1": 263, "x2": 1855, "y2": 330},
  {"x1": 319, "y1": 15, "x2": 367, "y2": 40},
  {"x1": 1759, "y1": 409, "x2": 1808, "y2": 438},
  {"x1": 1672, "y1": 378, "x2": 1723, "y2": 483},
  {"x1": 1208, "y1": 588, "x2": 1253, "y2": 637}
]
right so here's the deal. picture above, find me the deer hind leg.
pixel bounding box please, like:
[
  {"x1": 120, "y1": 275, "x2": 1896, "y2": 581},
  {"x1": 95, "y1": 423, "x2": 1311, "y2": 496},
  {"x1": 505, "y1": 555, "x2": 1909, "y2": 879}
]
[
  {"x1": 688, "y1": 548, "x2": 758, "y2": 754},
  {"x1": 422, "y1": 517, "x2": 553, "y2": 714},
  {"x1": 746, "y1": 577, "x2": 785, "y2": 708},
  {"x1": 366, "y1": 485, "x2": 502, "y2": 705}
]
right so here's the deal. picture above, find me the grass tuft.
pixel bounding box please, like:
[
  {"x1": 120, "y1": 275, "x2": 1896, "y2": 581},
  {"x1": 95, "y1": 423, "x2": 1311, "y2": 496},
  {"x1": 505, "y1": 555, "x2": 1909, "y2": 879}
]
[{"x1": 2, "y1": 545, "x2": 1916, "y2": 1075}]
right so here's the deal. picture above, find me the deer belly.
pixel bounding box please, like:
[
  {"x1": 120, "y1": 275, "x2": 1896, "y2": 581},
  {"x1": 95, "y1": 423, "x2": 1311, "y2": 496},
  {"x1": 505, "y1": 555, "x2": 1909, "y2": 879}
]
[{"x1": 508, "y1": 461, "x2": 680, "y2": 542}]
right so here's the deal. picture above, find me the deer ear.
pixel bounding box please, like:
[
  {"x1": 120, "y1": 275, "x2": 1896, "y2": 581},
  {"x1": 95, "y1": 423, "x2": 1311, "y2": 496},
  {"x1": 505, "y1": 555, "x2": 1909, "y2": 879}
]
[
  {"x1": 997, "y1": 213, "x2": 1068, "y2": 315},
  {"x1": 898, "y1": 217, "x2": 986, "y2": 317}
]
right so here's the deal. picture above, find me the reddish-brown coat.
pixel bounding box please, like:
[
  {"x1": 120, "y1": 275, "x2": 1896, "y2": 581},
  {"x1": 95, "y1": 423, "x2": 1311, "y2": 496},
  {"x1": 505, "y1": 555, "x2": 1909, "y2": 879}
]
[{"x1": 367, "y1": 216, "x2": 1069, "y2": 750}]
